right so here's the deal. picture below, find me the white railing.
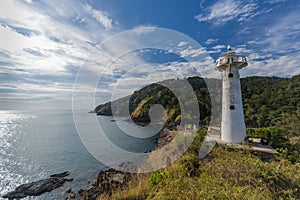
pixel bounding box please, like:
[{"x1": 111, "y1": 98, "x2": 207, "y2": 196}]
[{"x1": 216, "y1": 55, "x2": 247, "y2": 67}]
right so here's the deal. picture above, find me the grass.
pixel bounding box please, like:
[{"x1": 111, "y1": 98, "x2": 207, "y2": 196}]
[
  {"x1": 98, "y1": 129, "x2": 300, "y2": 200},
  {"x1": 100, "y1": 173, "x2": 151, "y2": 200}
]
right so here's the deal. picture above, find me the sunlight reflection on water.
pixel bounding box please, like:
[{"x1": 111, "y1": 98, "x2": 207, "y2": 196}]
[{"x1": 0, "y1": 110, "x2": 36, "y2": 196}]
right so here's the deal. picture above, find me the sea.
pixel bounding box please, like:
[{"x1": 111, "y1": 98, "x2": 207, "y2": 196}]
[{"x1": 0, "y1": 110, "x2": 158, "y2": 199}]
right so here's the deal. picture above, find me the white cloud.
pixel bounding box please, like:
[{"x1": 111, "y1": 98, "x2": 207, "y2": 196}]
[
  {"x1": 178, "y1": 41, "x2": 188, "y2": 47},
  {"x1": 0, "y1": 0, "x2": 35, "y2": 22},
  {"x1": 195, "y1": 0, "x2": 260, "y2": 25},
  {"x1": 265, "y1": 0, "x2": 288, "y2": 4},
  {"x1": 264, "y1": 11, "x2": 300, "y2": 53},
  {"x1": 248, "y1": 53, "x2": 272, "y2": 61},
  {"x1": 179, "y1": 47, "x2": 207, "y2": 58},
  {"x1": 21, "y1": 0, "x2": 32, "y2": 4},
  {"x1": 83, "y1": 4, "x2": 113, "y2": 30},
  {"x1": 132, "y1": 25, "x2": 156, "y2": 35},
  {"x1": 241, "y1": 54, "x2": 300, "y2": 77},
  {"x1": 247, "y1": 40, "x2": 263, "y2": 46},
  {"x1": 211, "y1": 45, "x2": 226, "y2": 50},
  {"x1": 203, "y1": 44, "x2": 227, "y2": 55},
  {"x1": 205, "y1": 38, "x2": 218, "y2": 45},
  {"x1": 102, "y1": 59, "x2": 217, "y2": 101},
  {"x1": 0, "y1": 0, "x2": 118, "y2": 109}
]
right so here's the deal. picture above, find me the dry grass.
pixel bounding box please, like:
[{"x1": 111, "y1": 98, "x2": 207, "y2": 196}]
[{"x1": 99, "y1": 173, "x2": 151, "y2": 200}]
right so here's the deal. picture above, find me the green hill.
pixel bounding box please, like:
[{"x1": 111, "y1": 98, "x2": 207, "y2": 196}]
[{"x1": 95, "y1": 75, "x2": 300, "y2": 136}]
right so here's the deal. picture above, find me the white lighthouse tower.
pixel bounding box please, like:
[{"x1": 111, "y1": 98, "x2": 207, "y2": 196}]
[{"x1": 216, "y1": 45, "x2": 247, "y2": 144}]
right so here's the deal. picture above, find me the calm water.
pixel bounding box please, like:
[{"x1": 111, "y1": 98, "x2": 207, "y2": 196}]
[{"x1": 0, "y1": 110, "x2": 157, "y2": 199}]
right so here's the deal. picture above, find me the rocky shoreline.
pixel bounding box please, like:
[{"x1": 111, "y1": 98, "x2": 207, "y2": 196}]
[
  {"x1": 64, "y1": 168, "x2": 130, "y2": 200},
  {"x1": 3, "y1": 128, "x2": 174, "y2": 200},
  {"x1": 65, "y1": 128, "x2": 175, "y2": 200},
  {"x1": 2, "y1": 171, "x2": 73, "y2": 199}
]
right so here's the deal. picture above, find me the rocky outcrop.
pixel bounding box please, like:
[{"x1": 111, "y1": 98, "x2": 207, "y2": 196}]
[
  {"x1": 68, "y1": 169, "x2": 130, "y2": 200},
  {"x1": 2, "y1": 171, "x2": 73, "y2": 200},
  {"x1": 157, "y1": 129, "x2": 176, "y2": 149}
]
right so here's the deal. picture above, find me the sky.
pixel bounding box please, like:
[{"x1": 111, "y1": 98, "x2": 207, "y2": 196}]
[{"x1": 0, "y1": 0, "x2": 300, "y2": 110}]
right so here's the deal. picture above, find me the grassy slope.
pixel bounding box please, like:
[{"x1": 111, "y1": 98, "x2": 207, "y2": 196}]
[{"x1": 98, "y1": 130, "x2": 300, "y2": 200}]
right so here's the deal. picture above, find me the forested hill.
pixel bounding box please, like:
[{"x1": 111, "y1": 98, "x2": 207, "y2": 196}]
[
  {"x1": 242, "y1": 75, "x2": 300, "y2": 128},
  {"x1": 95, "y1": 75, "x2": 300, "y2": 135}
]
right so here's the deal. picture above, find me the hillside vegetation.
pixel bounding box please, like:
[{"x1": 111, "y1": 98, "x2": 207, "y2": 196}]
[
  {"x1": 95, "y1": 75, "x2": 300, "y2": 137},
  {"x1": 94, "y1": 75, "x2": 300, "y2": 199}
]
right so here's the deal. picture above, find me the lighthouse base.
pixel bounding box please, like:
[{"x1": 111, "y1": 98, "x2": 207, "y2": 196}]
[
  {"x1": 217, "y1": 139, "x2": 278, "y2": 154},
  {"x1": 221, "y1": 122, "x2": 246, "y2": 144}
]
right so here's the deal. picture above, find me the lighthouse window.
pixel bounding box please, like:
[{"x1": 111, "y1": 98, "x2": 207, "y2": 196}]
[
  {"x1": 228, "y1": 73, "x2": 234, "y2": 78},
  {"x1": 229, "y1": 105, "x2": 235, "y2": 110}
]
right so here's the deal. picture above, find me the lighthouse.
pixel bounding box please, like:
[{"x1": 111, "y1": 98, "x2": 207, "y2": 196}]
[{"x1": 215, "y1": 46, "x2": 247, "y2": 144}]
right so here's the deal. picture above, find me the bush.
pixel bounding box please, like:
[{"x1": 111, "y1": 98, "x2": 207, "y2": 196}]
[
  {"x1": 246, "y1": 127, "x2": 300, "y2": 163},
  {"x1": 287, "y1": 141, "x2": 300, "y2": 164},
  {"x1": 247, "y1": 127, "x2": 290, "y2": 150}
]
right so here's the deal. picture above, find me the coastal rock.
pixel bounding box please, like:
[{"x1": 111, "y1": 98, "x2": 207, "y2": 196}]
[
  {"x1": 50, "y1": 171, "x2": 70, "y2": 178},
  {"x1": 157, "y1": 129, "x2": 175, "y2": 148},
  {"x1": 77, "y1": 168, "x2": 130, "y2": 200},
  {"x1": 2, "y1": 171, "x2": 73, "y2": 200}
]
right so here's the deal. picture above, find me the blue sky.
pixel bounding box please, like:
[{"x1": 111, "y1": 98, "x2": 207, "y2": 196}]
[{"x1": 0, "y1": 0, "x2": 300, "y2": 110}]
